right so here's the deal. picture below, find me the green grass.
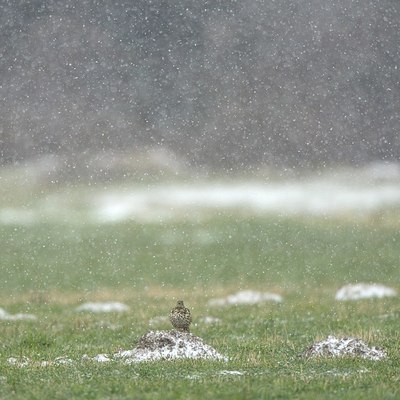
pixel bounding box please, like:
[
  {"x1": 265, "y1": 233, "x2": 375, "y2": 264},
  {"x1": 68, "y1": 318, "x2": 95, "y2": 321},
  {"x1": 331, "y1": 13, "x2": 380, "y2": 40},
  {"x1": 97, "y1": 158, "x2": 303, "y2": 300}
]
[{"x1": 0, "y1": 212, "x2": 399, "y2": 399}]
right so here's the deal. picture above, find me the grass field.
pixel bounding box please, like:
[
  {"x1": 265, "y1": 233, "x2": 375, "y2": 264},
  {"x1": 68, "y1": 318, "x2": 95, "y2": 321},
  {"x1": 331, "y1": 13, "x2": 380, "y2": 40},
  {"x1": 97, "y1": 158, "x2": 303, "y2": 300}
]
[{"x1": 0, "y1": 178, "x2": 399, "y2": 399}]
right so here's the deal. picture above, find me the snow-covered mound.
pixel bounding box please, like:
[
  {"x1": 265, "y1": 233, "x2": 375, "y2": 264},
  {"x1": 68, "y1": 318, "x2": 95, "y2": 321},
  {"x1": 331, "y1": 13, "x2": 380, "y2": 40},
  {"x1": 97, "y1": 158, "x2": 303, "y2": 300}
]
[
  {"x1": 75, "y1": 302, "x2": 129, "y2": 313},
  {"x1": 82, "y1": 330, "x2": 228, "y2": 363},
  {"x1": 304, "y1": 335, "x2": 386, "y2": 361},
  {"x1": 0, "y1": 307, "x2": 36, "y2": 321},
  {"x1": 114, "y1": 330, "x2": 228, "y2": 363},
  {"x1": 335, "y1": 283, "x2": 397, "y2": 301},
  {"x1": 209, "y1": 290, "x2": 282, "y2": 306},
  {"x1": 8, "y1": 331, "x2": 228, "y2": 367}
]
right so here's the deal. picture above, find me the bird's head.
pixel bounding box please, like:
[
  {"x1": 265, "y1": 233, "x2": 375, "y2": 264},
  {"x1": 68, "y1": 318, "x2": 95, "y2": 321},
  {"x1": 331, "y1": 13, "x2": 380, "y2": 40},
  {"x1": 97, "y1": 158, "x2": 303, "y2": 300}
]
[{"x1": 176, "y1": 300, "x2": 185, "y2": 307}]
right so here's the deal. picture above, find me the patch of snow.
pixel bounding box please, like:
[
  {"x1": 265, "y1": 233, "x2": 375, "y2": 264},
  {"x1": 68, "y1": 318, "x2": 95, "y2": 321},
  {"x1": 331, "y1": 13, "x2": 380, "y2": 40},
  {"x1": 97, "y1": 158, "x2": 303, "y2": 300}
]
[
  {"x1": 113, "y1": 330, "x2": 228, "y2": 363},
  {"x1": 304, "y1": 335, "x2": 386, "y2": 361},
  {"x1": 200, "y1": 316, "x2": 221, "y2": 324},
  {"x1": 185, "y1": 374, "x2": 203, "y2": 380},
  {"x1": 209, "y1": 290, "x2": 283, "y2": 306},
  {"x1": 54, "y1": 357, "x2": 74, "y2": 365},
  {"x1": 219, "y1": 370, "x2": 244, "y2": 376},
  {"x1": 92, "y1": 354, "x2": 111, "y2": 363},
  {"x1": 8, "y1": 356, "x2": 74, "y2": 367},
  {"x1": 7, "y1": 357, "x2": 30, "y2": 367},
  {"x1": 75, "y1": 302, "x2": 129, "y2": 313},
  {"x1": 92, "y1": 180, "x2": 400, "y2": 223},
  {"x1": 7, "y1": 330, "x2": 227, "y2": 368},
  {"x1": 335, "y1": 283, "x2": 397, "y2": 301},
  {"x1": 0, "y1": 307, "x2": 37, "y2": 321},
  {"x1": 323, "y1": 368, "x2": 369, "y2": 377},
  {"x1": 3, "y1": 171, "x2": 400, "y2": 226}
]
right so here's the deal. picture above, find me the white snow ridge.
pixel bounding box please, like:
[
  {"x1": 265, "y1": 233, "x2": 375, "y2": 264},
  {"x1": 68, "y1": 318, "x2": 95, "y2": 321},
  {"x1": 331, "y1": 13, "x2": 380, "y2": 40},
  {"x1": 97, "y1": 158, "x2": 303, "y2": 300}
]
[
  {"x1": 209, "y1": 290, "x2": 282, "y2": 306},
  {"x1": 304, "y1": 336, "x2": 386, "y2": 361},
  {"x1": 75, "y1": 302, "x2": 130, "y2": 313},
  {"x1": 0, "y1": 307, "x2": 37, "y2": 321},
  {"x1": 335, "y1": 283, "x2": 397, "y2": 301}
]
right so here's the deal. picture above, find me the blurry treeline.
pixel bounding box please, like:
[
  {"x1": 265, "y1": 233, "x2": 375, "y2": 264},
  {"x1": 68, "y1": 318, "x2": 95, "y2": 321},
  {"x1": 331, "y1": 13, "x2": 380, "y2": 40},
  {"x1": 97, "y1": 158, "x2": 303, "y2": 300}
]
[{"x1": 1, "y1": 0, "x2": 399, "y2": 169}]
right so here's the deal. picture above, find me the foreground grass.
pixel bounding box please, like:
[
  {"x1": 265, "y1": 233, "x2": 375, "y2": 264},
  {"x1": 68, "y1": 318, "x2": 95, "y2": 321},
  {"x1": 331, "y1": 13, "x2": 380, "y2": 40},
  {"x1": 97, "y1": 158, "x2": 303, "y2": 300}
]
[{"x1": 0, "y1": 214, "x2": 399, "y2": 399}]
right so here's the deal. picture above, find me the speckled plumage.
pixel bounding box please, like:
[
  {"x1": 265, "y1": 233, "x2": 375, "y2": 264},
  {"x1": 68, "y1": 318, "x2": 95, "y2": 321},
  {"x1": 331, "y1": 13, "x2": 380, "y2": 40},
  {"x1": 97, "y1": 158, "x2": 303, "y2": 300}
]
[{"x1": 169, "y1": 300, "x2": 192, "y2": 332}]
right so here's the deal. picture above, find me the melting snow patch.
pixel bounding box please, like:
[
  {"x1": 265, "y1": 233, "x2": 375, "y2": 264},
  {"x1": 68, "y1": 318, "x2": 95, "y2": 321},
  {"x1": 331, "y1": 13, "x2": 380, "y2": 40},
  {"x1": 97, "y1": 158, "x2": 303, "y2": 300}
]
[
  {"x1": 7, "y1": 357, "x2": 30, "y2": 368},
  {"x1": 91, "y1": 354, "x2": 111, "y2": 363},
  {"x1": 113, "y1": 330, "x2": 228, "y2": 363},
  {"x1": 92, "y1": 180, "x2": 400, "y2": 223},
  {"x1": 209, "y1": 290, "x2": 282, "y2": 306},
  {"x1": 335, "y1": 283, "x2": 397, "y2": 301},
  {"x1": 6, "y1": 332, "x2": 227, "y2": 367},
  {"x1": 0, "y1": 307, "x2": 37, "y2": 321},
  {"x1": 219, "y1": 370, "x2": 244, "y2": 376},
  {"x1": 7, "y1": 356, "x2": 74, "y2": 367},
  {"x1": 200, "y1": 316, "x2": 221, "y2": 324},
  {"x1": 304, "y1": 336, "x2": 386, "y2": 361},
  {"x1": 75, "y1": 302, "x2": 129, "y2": 313}
]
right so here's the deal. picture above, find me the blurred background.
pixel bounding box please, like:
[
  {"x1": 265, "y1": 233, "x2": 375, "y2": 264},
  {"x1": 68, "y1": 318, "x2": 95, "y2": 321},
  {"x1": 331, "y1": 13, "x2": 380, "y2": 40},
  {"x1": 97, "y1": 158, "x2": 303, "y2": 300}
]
[
  {"x1": 1, "y1": 0, "x2": 399, "y2": 173},
  {"x1": 0, "y1": 0, "x2": 400, "y2": 317},
  {"x1": 1, "y1": 0, "x2": 400, "y2": 229}
]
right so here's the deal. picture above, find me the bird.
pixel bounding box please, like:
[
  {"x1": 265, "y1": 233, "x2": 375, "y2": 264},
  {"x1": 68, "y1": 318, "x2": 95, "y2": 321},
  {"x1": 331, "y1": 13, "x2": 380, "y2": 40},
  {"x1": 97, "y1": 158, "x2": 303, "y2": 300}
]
[{"x1": 169, "y1": 300, "x2": 192, "y2": 332}]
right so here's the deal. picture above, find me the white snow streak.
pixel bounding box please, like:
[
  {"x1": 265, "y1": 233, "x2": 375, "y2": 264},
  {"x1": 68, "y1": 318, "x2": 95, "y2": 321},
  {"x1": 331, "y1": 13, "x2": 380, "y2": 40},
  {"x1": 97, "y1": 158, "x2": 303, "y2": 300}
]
[
  {"x1": 209, "y1": 290, "x2": 283, "y2": 306},
  {"x1": 335, "y1": 283, "x2": 397, "y2": 301},
  {"x1": 0, "y1": 307, "x2": 37, "y2": 321},
  {"x1": 2, "y1": 170, "x2": 400, "y2": 225},
  {"x1": 75, "y1": 302, "x2": 129, "y2": 313},
  {"x1": 93, "y1": 181, "x2": 400, "y2": 222}
]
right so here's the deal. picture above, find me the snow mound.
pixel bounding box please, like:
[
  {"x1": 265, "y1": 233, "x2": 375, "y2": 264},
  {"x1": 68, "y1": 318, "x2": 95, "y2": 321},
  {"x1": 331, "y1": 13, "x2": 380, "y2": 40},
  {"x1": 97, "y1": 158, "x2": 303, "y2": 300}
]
[
  {"x1": 75, "y1": 302, "x2": 129, "y2": 313},
  {"x1": 0, "y1": 307, "x2": 37, "y2": 321},
  {"x1": 7, "y1": 331, "x2": 228, "y2": 367},
  {"x1": 335, "y1": 283, "x2": 397, "y2": 301},
  {"x1": 209, "y1": 290, "x2": 282, "y2": 306},
  {"x1": 113, "y1": 330, "x2": 228, "y2": 363},
  {"x1": 304, "y1": 335, "x2": 386, "y2": 361}
]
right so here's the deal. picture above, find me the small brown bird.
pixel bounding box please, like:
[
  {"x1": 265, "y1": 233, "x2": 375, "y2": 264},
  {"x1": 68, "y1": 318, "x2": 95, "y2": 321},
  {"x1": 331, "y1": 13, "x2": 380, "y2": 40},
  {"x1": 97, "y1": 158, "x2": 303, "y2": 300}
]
[{"x1": 169, "y1": 300, "x2": 192, "y2": 332}]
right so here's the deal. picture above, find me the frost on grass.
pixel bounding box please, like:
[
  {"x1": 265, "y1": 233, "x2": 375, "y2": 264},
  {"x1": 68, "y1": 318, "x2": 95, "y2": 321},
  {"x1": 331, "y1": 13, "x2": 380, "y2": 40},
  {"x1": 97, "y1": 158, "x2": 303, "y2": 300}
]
[
  {"x1": 304, "y1": 336, "x2": 387, "y2": 361},
  {"x1": 335, "y1": 283, "x2": 397, "y2": 301},
  {"x1": 0, "y1": 307, "x2": 36, "y2": 321},
  {"x1": 75, "y1": 302, "x2": 129, "y2": 313},
  {"x1": 219, "y1": 370, "x2": 244, "y2": 376},
  {"x1": 7, "y1": 356, "x2": 73, "y2": 367},
  {"x1": 209, "y1": 290, "x2": 282, "y2": 306}
]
